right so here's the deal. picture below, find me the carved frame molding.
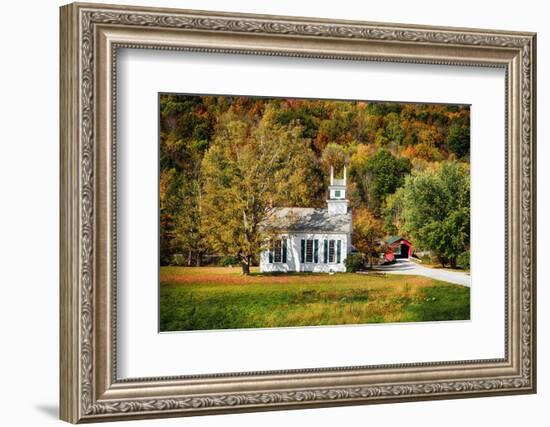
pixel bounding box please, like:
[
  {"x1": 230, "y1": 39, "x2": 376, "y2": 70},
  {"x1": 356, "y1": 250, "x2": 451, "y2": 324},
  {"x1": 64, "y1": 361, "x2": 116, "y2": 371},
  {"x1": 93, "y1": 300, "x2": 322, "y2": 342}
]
[{"x1": 60, "y1": 2, "x2": 536, "y2": 423}]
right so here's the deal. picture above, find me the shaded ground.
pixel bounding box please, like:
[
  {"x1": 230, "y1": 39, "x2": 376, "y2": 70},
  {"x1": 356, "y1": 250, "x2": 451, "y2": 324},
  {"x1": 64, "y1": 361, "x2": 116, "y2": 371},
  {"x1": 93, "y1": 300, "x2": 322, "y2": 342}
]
[
  {"x1": 160, "y1": 267, "x2": 470, "y2": 331},
  {"x1": 372, "y1": 259, "x2": 471, "y2": 287}
]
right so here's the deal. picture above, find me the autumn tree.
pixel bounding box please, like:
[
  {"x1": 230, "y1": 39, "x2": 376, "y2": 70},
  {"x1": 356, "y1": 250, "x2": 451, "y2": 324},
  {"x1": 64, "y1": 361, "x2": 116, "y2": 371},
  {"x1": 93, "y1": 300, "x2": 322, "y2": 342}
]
[
  {"x1": 200, "y1": 112, "x2": 319, "y2": 274},
  {"x1": 158, "y1": 94, "x2": 470, "y2": 265},
  {"x1": 320, "y1": 142, "x2": 350, "y2": 173},
  {"x1": 159, "y1": 95, "x2": 213, "y2": 265},
  {"x1": 352, "y1": 208, "x2": 384, "y2": 267}
]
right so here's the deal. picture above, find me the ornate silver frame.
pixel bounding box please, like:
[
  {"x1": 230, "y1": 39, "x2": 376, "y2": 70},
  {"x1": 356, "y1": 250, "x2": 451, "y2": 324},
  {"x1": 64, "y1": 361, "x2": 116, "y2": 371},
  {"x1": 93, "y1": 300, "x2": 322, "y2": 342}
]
[{"x1": 60, "y1": 2, "x2": 537, "y2": 423}]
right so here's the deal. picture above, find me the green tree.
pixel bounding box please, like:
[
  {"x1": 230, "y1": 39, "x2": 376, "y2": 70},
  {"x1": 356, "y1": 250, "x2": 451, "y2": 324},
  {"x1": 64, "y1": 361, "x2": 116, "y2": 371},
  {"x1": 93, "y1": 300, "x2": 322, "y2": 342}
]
[
  {"x1": 384, "y1": 112, "x2": 405, "y2": 147},
  {"x1": 383, "y1": 190, "x2": 404, "y2": 235},
  {"x1": 200, "y1": 113, "x2": 318, "y2": 274},
  {"x1": 160, "y1": 139, "x2": 209, "y2": 266},
  {"x1": 447, "y1": 122, "x2": 470, "y2": 159},
  {"x1": 159, "y1": 95, "x2": 214, "y2": 265},
  {"x1": 172, "y1": 171, "x2": 208, "y2": 266},
  {"x1": 392, "y1": 162, "x2": 470, "y2": 267},
  {"x1": 356, "y1": 149, "x2": 412, "y2": 213}
]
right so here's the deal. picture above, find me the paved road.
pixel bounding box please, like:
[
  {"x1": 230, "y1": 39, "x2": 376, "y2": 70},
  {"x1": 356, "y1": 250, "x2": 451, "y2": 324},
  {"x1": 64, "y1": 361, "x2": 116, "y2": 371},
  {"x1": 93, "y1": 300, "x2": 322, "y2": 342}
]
[{"x1": 370, "y1": 259, "x2": 471, "y2": 287}]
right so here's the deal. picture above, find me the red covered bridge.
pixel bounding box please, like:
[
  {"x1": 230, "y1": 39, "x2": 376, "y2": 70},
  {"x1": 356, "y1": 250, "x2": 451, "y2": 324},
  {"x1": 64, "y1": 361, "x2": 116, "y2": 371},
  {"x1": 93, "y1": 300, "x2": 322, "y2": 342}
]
[{"x1": 384, "y1": 236, "x2": 413, "y2": 263}]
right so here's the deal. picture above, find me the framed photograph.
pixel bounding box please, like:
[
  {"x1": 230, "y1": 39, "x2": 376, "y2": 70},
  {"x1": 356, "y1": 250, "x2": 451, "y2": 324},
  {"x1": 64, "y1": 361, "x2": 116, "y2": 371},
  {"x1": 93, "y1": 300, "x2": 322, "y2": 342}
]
[{"x1": 60, "y1": 2, "x2": 537, "y2": 423}]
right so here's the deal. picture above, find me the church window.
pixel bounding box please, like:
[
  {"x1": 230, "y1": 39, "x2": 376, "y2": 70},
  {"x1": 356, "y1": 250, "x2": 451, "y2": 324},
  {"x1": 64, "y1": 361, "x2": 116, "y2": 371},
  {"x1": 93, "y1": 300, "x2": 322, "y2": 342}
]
[
  {"x1": 314, "y1": 239, "x2": 319, "y2": 263},
  {"x1": 270, "y1": 239, "x2": 287, "y2": 264},
  {"x1": 306, "y1": 239, "x2": 314, "y2": 263},
  {"x1": 274, "y1": 239, "x2": 282, "y2": 263},
  {"x1": 328, "y1": 240, "x2": 335, "y2": 263}
]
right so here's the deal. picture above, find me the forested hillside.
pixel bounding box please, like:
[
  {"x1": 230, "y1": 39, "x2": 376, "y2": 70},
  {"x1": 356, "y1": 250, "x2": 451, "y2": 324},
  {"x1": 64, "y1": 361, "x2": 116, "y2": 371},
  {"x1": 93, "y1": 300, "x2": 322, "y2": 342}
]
[{"x1": 160, "y1": 94, "x2": 470, "y2": 270}]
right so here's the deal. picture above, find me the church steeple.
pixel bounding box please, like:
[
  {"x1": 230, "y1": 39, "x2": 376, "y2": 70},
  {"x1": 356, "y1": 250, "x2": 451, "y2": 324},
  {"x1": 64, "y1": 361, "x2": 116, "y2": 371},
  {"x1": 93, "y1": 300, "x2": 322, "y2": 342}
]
[{"x1": 327, "y1": 166, "x2": 349, "y2": 215}]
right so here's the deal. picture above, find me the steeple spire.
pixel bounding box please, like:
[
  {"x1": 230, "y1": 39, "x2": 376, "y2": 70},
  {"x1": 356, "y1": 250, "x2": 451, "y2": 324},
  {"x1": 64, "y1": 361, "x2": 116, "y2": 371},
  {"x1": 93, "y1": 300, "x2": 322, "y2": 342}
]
[{"x1": 327, "y1": 165, "x2": 349, "y2": 215}]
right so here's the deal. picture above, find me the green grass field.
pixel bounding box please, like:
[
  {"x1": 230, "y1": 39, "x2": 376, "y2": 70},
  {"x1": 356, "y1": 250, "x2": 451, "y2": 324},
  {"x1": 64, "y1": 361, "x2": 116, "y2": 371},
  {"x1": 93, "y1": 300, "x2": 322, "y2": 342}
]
[{"x1": 160, "y1": 266, "x2": 470, "y2": 331}]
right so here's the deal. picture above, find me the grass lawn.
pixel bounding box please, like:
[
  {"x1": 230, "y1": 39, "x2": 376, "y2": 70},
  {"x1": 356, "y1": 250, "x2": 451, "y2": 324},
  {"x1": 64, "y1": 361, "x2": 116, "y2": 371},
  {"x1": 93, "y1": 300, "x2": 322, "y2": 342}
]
[{"x1": 160, "y1": 266, "x2": 470, "y2": 331}]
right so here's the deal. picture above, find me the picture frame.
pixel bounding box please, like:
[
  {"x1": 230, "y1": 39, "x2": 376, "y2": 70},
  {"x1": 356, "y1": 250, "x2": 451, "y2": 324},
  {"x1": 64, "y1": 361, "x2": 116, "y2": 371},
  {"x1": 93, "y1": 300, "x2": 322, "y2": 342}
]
[{"x1": 59, "y1": 2, "x2": 536, "y2": 423}]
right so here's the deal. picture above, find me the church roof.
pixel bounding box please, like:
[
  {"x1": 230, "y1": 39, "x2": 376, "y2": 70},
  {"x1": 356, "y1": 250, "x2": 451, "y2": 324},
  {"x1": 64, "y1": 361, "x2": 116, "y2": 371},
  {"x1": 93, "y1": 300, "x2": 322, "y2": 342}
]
[{"x1": 264, "y1": 207, "x2": 352, "y2": 234}]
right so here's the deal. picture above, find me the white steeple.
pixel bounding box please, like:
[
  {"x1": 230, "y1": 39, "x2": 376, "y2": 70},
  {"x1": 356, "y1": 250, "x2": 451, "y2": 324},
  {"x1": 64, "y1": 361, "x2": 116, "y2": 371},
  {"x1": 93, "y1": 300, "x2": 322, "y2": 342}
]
[{"x1": 327, "y1": 165, "x2": 349, "y2": 215}]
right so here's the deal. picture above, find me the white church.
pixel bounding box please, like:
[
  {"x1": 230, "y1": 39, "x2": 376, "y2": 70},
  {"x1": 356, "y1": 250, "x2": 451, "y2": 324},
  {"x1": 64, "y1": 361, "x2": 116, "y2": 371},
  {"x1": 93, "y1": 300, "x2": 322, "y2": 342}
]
[{"x1": 260, "y1": 166, "x2": 352, "y2": 273}]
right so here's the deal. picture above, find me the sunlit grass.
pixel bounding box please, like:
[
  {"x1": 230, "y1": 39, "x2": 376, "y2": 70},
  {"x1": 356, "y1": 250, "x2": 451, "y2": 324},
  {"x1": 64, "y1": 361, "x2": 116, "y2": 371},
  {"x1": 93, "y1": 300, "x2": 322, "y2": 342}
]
[{"x1": 160, "y1": 266, "x2": 470, "y2": 331}]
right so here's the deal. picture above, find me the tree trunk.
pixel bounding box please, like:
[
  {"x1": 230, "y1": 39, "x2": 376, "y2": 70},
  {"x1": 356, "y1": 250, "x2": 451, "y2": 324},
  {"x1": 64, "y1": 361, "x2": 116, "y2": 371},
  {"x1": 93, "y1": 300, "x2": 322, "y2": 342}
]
[
  {"x1": 241, "y1": 260, "x2": 250, "y2": 275},
  {"x1": 195, "y1": 253, "x2": 202, "y2": 267},
  {"x1": 450, "y1": 258, "x2": 457, "y2": 269},
  {"x1": 187, "y1": 249, "x2": 193, "y2": 266},
  {"x1": 241, "y1": 255, "x2": 252, "y2": 275}
]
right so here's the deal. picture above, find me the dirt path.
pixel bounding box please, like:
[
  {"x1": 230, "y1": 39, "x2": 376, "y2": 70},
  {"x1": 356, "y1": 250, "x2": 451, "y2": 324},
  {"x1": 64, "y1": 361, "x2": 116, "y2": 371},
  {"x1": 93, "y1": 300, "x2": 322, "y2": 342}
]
[{"x1": 370, "y1": 259, "x2": 471, "y2": 287}]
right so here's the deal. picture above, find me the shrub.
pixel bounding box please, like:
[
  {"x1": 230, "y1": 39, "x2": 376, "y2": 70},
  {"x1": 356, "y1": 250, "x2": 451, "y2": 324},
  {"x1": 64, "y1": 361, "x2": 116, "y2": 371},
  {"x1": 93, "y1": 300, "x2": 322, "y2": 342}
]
[
  {"x1": 218, "y1": 256, "x2": 240, "y2": 267},
  {"x1": 160, "y1": 252, "x2": 173, "y2": 266},
  {"x1": 457, "y1": 251, "x2": 470, "y2": 270},
  {"x1": 171, "y1": 254, "x2": 188, "y2": 266},
  {"x1": 344, "y1": 253, "x2": 366, "y2": 272},
  {"x1": 419, "y1": 254, "x2": 432, "y2": 264}
]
